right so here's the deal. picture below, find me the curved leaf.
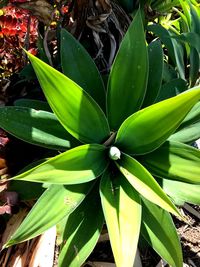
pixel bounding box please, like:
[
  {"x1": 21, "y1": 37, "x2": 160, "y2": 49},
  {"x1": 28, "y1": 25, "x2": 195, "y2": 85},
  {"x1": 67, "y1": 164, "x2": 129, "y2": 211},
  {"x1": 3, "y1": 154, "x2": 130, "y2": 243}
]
[
  {"x1": 142, "y1": 40, "x2": 163, "y2": 107},
  {"x1": 11, "y1": 144, "x2": 108, "y2": 184},
  {"x1": 27, "y1": 52, "x2": 110, "y2": 144},
  {"x1": 148, "y1": 24, "x2": 176, "y2": 63},
  {"x1": 58, "y1": 184, "x2": 104, "y2": 267},
  {"x1": 100, "y1": 170, "x2": 141, "y2": 267},
  {"x1": 169, "y1": 121, "x2": 200, "y2": 143},
  {"x1": 5, "y1": 182, "x2": 94, "y2": 247},
  {"x1": 155, "y1": 78, "x2": 187, "y2": 103},
  {"x1": 14, "y1": 99, "x2": 51, "y2": 112},
  {"x1": 0, "y1": 106, "x2": 78, "y2": 150},
  {"x1": 162, "y1": 178, "x2": 200, "y2": 205},
  {"x1": 61, "y1": 29, "x2": 106, "y2": 111},
  {"x1": 107, "y1": 10, "x2": 148, "y2": 130},
  {"x1": 115, "y1": 87, "x2": 200, "y2": 155},
  {"x1": 115, "y1": 153, "x2": 180, "y2": 217},
  {"x1": 141, "y1": 141, "x2": 200, "y2": 183},
  {"x1": 180, "y1": 101, "x2": 200, "y2": 127},
  {"x1": 141, "y1": 198, "x2": 182, "y2": 267}
]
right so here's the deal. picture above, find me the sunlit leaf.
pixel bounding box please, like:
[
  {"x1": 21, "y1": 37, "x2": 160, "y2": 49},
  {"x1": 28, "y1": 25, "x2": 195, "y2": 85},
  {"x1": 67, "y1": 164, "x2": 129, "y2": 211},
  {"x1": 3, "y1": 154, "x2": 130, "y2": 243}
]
[
  {"x1": 27, "y1": 52, "x2": 110, "y2": 144},
  {"x1": 115, "y1": 87, "x2": 200, "y2": 155},
  {"x1": 58, "y1": 184, "x2": 104, "y2": 267},
  {"x1": 107, "y1": 10, "x2": 148, "y2": 130},
  {"x1": 100, "y1": 170, "x2": 141, "y2": 267},
  {"x1": 0, "y1": 106, "x2": 77, "y2": 150},
  {"x1": 61, "y1": 29, "x2": 106, "y2": 110},
  {"x1": 170, "y1": 121, "x2": 200, "y2": 143},
  {"x1": 11, "y1": 144, "x2": 108, "y2": 184},
  {"x1": 162, "y1": 178, "x2": 200, "y2": 205},
  {"x1": 5, "y1": 182, "x2": 94, "y2": 247},
  {"x1": 115, "y1": 153, "x2": 179, "y2": 217},
  {"x1": 141, "y1": 141, "x2": 200, "y2": 184},
  {"x1": 141, "y1": 198, "x2": 183, "y2": 267}
]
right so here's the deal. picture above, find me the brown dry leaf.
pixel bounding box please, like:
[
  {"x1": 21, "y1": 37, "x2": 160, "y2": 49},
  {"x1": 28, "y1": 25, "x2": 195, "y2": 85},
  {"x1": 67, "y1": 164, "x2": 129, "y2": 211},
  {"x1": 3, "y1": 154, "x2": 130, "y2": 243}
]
[{"x1": 0, "y1": 208, "x2": 29, "y2": 249}]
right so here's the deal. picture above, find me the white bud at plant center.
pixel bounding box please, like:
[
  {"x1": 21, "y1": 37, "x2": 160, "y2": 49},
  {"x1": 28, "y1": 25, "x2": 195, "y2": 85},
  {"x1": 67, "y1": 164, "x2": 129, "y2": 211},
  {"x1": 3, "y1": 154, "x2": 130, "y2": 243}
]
[{"x1": 109, "y1": 146, "x2": 121, "y2": 160}]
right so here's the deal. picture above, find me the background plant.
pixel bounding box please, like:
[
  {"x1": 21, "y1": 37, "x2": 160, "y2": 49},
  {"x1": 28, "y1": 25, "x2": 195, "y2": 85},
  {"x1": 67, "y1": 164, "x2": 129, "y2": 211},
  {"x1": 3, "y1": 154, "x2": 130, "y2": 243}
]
[{"x1": 0, "y1": 8, "x2": 200, "y2": 267}]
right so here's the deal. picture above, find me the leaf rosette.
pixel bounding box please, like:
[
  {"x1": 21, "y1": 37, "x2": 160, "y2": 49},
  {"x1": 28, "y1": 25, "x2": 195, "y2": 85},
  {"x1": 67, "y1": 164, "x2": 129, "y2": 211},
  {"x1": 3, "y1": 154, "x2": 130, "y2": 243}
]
[{"x1": 1, "y1": 9, "x2": 200, "y2": 267}]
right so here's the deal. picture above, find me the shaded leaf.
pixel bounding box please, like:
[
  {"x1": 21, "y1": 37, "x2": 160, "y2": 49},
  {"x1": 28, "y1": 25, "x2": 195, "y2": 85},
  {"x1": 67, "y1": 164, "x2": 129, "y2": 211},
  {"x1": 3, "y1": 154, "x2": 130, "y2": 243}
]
[
  {"x1": 115, "y1": 153, "x2": 179, "y2": 216},
  {"x1": 14, "y1": 99, "x2": 51, "y2": 112},
  {"x1": 100, "y1": 170, "x2": 141, "y2": 267},
  {"x1": 61, "y1": 29, "x2": 106, "y2": 111},
  {"x1": 107, "y1": 10, "x2": 148, "y2": 130},
  {"x1": 141, "y1": 198, "x2": 182, "y2": 267},
  {"x1": 11, "y1": 144, "x2": 108, "y2": 184},
  {"x1": 0, "y1": 106, "x2": 78, "y2": 150},
  {"x1": 142, "y1": 40, "x2": 163, "y2": 107},
  {"x1": 27, "y1": 52, "x2": 110, "y2": 144},
  {"x1": 141, "y1": 141, "x2": 200, "y2": 184},
  {"x1": 155, "y1": 78, "x2": 187, "y2": 102},
  {"x1": 5, "y1": 182, "x2": 94, "y2": 246},
  {"x1": 115, "y1": 87, "x2": 200, "y2": 155},
  {"x1": 58, "y1": 184, "x2": 104, "y2": 267}
]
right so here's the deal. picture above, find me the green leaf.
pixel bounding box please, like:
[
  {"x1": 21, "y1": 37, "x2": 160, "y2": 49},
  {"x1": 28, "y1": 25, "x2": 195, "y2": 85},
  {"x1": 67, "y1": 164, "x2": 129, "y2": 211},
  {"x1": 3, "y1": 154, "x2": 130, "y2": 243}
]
[
  {"x1": 171, "y1": 33, "x2": 200, "y2": 53},
  {"x1": 58, "y1": 184, "x2": 104, "y2": 267},
  {"x1": 141, "y1": 141, "x2": 200, "y2": 184},
  {"x1": 155, "y1": 78, "x2": 187, "y2": 102},
  {"x1": 61, "y1": 29, "x2": 106, "y2": 111},
  {"x1": 107, "y1": 10, "x2": 148, "y2": 130},
  {"x1": 0, "y1": 106, "x2": 78, "y2": 150},
  {"x1": 148, "y1": 24, "x2": 176, "y2": 63},
  {"x1": 117, "y1": 0, "x2": 134, "y2": 13},
  {"x1": 180, "y1": 101, "x2": 200, "y2": 127},
  {"x1": 5, "y1": 182, "x2": 94, "y2": 247},
  {"x1": 9, "y1": 181, "x2": 45, "y2": 200},
  {"x1": 27, "y1": 52, "x2": 110, "y2": 144},
  {"x1": 115, "y1": 87, "x2": 200, "y2": 155},
  {"x1": 100, "y1": 170, "x2": 141, "y2": 267},
  {"x1": 11, "y1": 144, "x2": 108, "y2": 184},
  {"x1": 14, "y1": 99, "x2": 51, "y2": 112},
  {"x1": 170, "y1": 34, "x2": 185, "y2": 80},
  {"x1": 189, "y1": 48, "x2": 200, "y2": 87},
  {"x1": 115, "y1": 153, "x2": 179, "y2": 217},
  {"x1": 141, "y1": 198, "x2": 183, "y2": 267},
  {"x1": 151, "y1": 0, "x2": 180, "y2": 12},
  {"x1": 162, "y1": 178, "x2": 200, "y2": 205},
  {"x1": 142, "y1": 40, "x2": 163, "y2": 107},
  {"x1": 170, "y1": 121, "x2": 200, "y2": 143}
]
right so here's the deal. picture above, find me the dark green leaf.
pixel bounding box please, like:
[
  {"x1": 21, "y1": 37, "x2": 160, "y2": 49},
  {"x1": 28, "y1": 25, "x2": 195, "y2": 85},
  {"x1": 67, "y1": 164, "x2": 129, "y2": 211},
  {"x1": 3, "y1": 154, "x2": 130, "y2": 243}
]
[
  {"x1": 141, "y1": 141, "x2": 200, "y2": 184},
  {"x1": 116, "y1": 87, "x2": 200, "y2": 155},
  {"x1": 5, "y1": 182, "x2": 94, "y2": 246},
  {"x1": 14, "y1": 99, "x2": 51, "y2": 112},
  {"x1": 11, "y1": 144, "x2": 108, "y2": 184},
  {"x1": 107, "y1": 10, "x2": 148, "y2": 130},
  {"x1": 58, "y1": 184, "x2": 104, "y2": 267},
  {"x1": 141, "y1": 198, "x2": 183, "y2": 267},
  {"x1": 142, "y1": 40, "x2": 163, "y2": 107},
  {"x1": 155, "y1": 78, "x2": 187, "y2": 103},
  {"x1": 148, "y1": 24, "x2": 176, "y2": 63},
  {"x1": 61, "y1": 29, "x2": 106, "y2": 111},
  {"x1": 189, "y1": 48, "x2": 200, "y2": 87},
  {"x1": 0, "y1": 106, "x2": 77, "y2": 150},
  {"x1": 100, "y1": 170, "x2": 141, "y2": 267},
  {"x1": 115, "y1": 153, "x2": 179, "y2": 216},
  {"x1": 27, "y1": 52, "x2": 110, "y2": 144}
]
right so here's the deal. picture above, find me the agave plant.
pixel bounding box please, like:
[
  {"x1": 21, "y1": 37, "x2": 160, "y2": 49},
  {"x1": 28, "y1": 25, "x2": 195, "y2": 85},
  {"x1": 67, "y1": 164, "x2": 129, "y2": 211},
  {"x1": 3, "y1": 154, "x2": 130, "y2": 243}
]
[{"x1": 1, "y1": 9, "x2": 200, "y2": 267}]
